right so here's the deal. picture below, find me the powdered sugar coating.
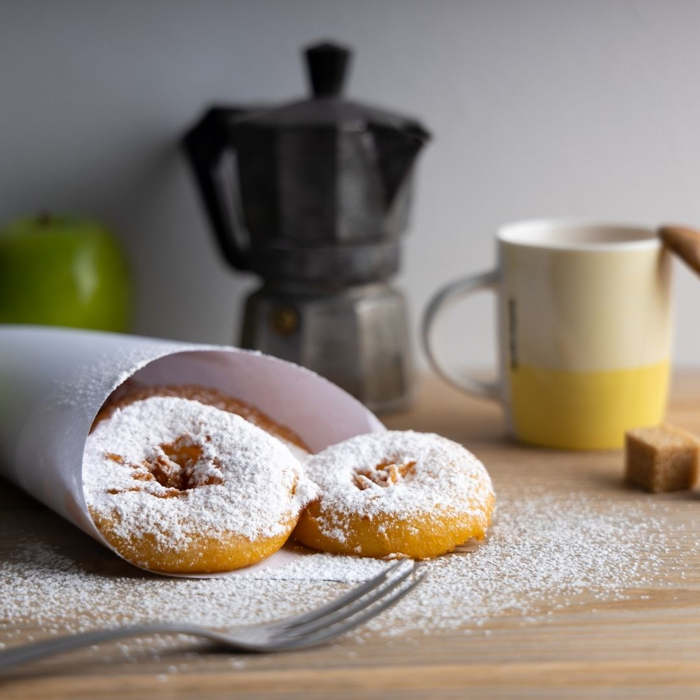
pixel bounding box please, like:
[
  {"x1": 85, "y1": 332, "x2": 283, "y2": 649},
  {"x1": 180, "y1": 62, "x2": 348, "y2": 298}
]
[
  {"x1": 303, "y1": 431, "x2": 494, "y2": 542},
  {"x1": 82, "y1": 397, "x2": 318, "y2": 550}
]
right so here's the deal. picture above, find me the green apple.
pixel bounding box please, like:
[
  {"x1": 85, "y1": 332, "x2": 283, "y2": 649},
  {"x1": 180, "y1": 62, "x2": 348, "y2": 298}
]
[{"x1": 0, "y1": 214, "x2": 131, "y2": 331}]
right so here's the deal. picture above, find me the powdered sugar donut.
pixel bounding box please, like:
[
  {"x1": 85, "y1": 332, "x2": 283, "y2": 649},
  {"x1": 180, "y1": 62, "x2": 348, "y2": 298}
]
[
  {"x1": 83, "y1": 396, "x2": 317, "y2": 573},
  {"x1": 293, "y1": 431, "x2": 495, "y2": 559},
  {"x1": 93, "y1": 383, "x2": 311, "y2": 462}
]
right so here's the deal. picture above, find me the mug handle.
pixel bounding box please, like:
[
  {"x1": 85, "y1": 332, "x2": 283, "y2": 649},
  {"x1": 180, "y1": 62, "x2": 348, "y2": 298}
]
[{"x1": 421, "y1": 269, "x2": 501, "y2": 400}]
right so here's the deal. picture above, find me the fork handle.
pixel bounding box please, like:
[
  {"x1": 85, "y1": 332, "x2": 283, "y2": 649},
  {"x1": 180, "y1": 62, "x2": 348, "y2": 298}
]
[{"x1": 0, "y1": 623, "x2": 211, "y2": 670}]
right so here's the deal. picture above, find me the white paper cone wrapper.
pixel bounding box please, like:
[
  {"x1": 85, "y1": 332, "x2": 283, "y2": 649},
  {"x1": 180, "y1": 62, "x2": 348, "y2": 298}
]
[{"x1": 0, "y1": 325, "x2": 384, "y2": 576}]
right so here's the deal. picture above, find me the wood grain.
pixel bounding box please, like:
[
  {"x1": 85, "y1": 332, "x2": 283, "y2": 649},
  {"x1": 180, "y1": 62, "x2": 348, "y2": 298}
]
[{"x1": 1, "y1": 373, "x2": 700, "y2": 699}]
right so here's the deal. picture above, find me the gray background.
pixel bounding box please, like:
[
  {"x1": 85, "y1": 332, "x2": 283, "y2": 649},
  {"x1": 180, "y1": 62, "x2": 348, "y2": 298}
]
[{"x1": 2, "y1": 0, "x2": 699, "y2": 371}]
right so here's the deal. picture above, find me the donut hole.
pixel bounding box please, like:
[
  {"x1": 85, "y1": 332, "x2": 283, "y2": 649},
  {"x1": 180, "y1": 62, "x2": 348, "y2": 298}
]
[
  {"x1": 353, "y1": 460, "x2": 416, "y2": 490},
  {"x1": 145, "y1": 436, "x2": 223, "y2": 491}
]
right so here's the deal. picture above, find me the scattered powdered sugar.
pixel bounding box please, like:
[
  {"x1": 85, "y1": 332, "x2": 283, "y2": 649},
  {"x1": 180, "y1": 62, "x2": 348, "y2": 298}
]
[
  {"x1": 2, "y1": 483, "x2": 696, "y2": 657},
  {"x1": 375, "y1": 488, "x2": 690, "y2": 634},
  {"x1": 83, "y1": 396, "x2": 318, "y2": 550},
  {"x1": 303, "y1": 431, "x2": 494, "y2": 542}
]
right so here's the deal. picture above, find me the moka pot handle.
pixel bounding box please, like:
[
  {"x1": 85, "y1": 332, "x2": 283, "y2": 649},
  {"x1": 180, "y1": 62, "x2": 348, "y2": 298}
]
[{"x1": 182, "y1": 107, "x2": 250, "y2": 271}]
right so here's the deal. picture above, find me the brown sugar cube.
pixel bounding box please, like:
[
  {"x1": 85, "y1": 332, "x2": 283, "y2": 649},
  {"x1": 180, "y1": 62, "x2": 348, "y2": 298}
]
[{"x1": 625, "y1": 424, "x2": 699, "y2": 493}]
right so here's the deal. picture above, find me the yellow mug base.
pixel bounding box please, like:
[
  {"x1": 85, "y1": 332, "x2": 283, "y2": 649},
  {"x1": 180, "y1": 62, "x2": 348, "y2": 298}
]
[{"x1": 509, "y1": 361, "x2": 669, "y2": 450}]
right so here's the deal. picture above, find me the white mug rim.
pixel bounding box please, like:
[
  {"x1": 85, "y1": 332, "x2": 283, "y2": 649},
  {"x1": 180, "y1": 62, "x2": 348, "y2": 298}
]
[{"x1": 498, "y1": 218, "x2": 660, "y2": 251}]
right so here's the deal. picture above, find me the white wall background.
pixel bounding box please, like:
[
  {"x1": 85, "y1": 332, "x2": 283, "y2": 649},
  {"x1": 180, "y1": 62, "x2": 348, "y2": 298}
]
[{"x1": 2, "y1": 0, "x2": 700, "y2": 370}]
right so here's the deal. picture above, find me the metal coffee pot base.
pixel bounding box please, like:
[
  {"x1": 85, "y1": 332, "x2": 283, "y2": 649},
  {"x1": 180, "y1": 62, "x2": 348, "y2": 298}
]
[{"x1": 240, "y1": 283, "x2": 413, "y2": 413}]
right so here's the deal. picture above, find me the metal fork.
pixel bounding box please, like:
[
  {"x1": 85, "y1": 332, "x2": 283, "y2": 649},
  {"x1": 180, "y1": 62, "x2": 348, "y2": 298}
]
[{"x1": 0, "y1": 560, "x2": 423, "y2": 669}]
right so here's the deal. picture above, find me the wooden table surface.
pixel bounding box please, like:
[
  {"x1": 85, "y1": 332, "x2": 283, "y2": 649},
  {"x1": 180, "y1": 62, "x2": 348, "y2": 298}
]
[{"x1": 1, "y1": 374, "x2": 700, "y2": 699}]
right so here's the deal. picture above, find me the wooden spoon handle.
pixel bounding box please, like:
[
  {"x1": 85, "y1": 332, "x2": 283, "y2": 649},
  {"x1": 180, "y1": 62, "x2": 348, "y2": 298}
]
[{"x1": 659, "y1": 225, "x2": 700, "y2": 276}]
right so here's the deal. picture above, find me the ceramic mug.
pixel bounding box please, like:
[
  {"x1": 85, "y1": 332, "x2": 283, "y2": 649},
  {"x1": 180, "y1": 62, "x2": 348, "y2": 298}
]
[{"x1": 422, "y1": 219, "x2": 673, "y2": 449}]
